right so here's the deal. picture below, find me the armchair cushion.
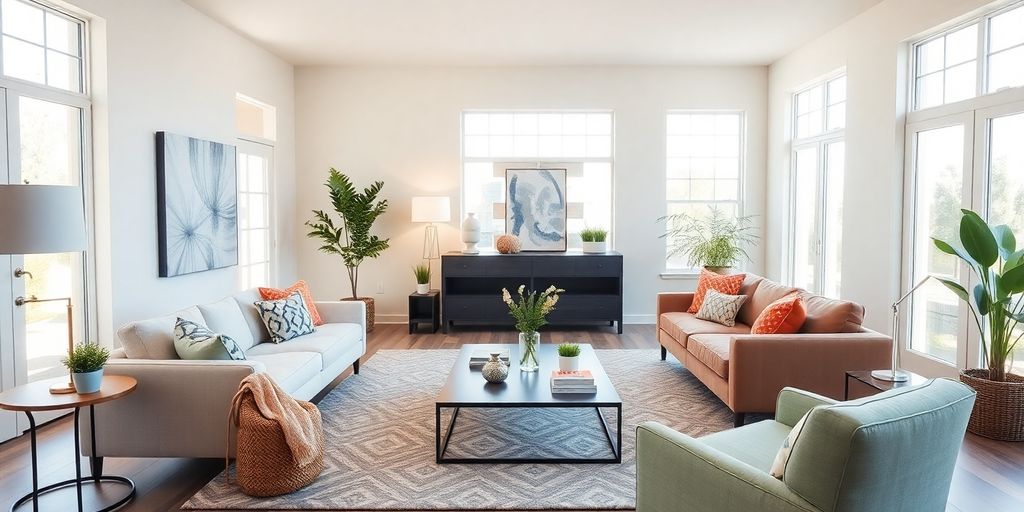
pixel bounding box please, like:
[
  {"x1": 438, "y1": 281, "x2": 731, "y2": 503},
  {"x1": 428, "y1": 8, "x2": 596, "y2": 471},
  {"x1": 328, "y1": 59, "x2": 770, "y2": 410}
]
[
  {"x1": 660, "y1": 313, "x2": 750, "y2": 347},
  {"x1": 699, "y1": 418, "x2": 792, "y2": 472}
]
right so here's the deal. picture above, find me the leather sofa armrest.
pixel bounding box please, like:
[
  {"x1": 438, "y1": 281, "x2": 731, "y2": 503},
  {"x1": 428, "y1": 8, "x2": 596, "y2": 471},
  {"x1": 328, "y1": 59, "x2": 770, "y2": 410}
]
[
  {"x1": 728, "y1": 332, "x2": 892, "y2": 413},
  {"x1": 775, "y1": 387, "x2": 838, "y2": 427},
  {"x1": 657, "y1": 292, "x2": 695, "y2": 319}
]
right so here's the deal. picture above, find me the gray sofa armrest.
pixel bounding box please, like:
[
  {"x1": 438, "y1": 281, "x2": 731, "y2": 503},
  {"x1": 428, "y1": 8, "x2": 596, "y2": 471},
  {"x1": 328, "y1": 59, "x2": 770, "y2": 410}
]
[
  {"x1": 775, "y1": 388, "x2": 838, "y2": 427},
  {"x1": 636, "y1": 422, "x2": 818, "y2": 512},
  {"x1": 82, "y1": 359, "x2": 264, "y2": 458}
]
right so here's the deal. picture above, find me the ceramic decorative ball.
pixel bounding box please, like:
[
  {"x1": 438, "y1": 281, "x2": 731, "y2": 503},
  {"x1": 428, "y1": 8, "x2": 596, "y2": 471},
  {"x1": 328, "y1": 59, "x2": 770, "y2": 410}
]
[
  {"x1": 495, "y1": 234, "x2": 522, "y2": 254},
  {"x1": 481, "y1": 352, "x2": 509, "y2": 383}
]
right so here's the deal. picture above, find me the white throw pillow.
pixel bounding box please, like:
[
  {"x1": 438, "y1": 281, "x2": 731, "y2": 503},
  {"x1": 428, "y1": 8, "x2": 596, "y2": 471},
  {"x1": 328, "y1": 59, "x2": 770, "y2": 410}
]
[
  {"x1": 769, "y1": 409, "x2": 813, "y2": 479},
  {"x1": 695, "y1": 289, "x2": 748, "y2": 327}
]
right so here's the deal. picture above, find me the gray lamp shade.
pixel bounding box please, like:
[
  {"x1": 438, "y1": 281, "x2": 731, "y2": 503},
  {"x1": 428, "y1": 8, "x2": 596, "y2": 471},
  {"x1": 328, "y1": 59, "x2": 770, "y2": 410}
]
[{"x1": 0, "y1": 184, "x2": 87, "y2": 254}]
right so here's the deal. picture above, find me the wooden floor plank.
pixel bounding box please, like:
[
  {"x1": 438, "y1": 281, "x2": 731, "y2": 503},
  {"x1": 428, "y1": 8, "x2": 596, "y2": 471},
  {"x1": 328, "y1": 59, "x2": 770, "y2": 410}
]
[{"x1": 0, "y1": 323, "x2": 1017, "y2": 511}]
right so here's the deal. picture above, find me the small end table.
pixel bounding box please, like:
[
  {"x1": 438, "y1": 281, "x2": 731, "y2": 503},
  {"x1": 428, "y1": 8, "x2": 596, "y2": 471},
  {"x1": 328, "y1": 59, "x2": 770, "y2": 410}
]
[
  {"x1": 0, "y1": 375, "x2": 138, "y2": 512},
  {"x1": 844, "y1": 369, "x2": 928, "y2": 400},
  {"x1": 409, "y1": 290, "x2": 441, "y2": 333}
]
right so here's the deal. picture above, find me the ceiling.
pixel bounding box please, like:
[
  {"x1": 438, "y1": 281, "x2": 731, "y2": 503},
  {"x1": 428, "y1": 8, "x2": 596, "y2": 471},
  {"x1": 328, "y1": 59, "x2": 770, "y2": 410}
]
[{"x1": 184, "y1": 0, "x2": 884, "y2": 66}]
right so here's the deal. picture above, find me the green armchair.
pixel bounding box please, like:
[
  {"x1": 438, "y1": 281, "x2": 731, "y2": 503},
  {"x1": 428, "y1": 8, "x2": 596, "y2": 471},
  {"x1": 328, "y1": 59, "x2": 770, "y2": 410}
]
[{"x1": 636, "y1": 379, "x2": 976, "y2": 512}]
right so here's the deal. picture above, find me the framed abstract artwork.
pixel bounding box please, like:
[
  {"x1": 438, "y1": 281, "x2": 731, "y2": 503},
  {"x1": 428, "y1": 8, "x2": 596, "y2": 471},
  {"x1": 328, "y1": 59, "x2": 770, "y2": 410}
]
[
  {"x1": 156, "y1": 132, "x2": 238, "y2": 277},
  {"x1": 505, "y1": 168, "x2": 567, "y2": 252}
]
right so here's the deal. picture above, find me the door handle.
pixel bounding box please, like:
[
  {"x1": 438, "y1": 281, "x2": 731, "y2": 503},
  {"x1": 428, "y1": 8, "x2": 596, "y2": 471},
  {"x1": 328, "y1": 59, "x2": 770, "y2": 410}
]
[{"x1": 14, "y1": 268, "x2": 33, "y2": 279}]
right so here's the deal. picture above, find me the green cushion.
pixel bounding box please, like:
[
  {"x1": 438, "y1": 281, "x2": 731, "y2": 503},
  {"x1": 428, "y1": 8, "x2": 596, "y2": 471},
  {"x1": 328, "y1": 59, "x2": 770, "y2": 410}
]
[
  {"x1": 700, "y1": 419, "x2": 792, "y2": 472},
  {"x1": 173, "y1": 317, "x2": 246, "y2": 361}
]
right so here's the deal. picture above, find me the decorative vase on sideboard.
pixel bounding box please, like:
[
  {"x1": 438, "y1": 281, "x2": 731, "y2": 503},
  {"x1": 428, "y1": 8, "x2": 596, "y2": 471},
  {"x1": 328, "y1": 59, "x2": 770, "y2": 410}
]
[
  {"x1": 72, "y1": 369, "x2": 104, "y2": 394},
  {"x1": 581, "y1": 241, "x2": 607, "y2": 254},
  {"x1": 461, "y1": 213, "x2": 481, "y2": 254},
  {"x1": 959, "y1": 369, "x2": 1024, "y2": 441},
  {"x1": 343, "y1": 297, "x2": 375, "y2": 333}
]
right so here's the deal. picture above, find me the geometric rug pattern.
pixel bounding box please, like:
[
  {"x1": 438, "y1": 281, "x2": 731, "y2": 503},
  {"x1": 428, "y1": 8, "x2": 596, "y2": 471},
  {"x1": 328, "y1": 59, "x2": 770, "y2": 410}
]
[{"x1": 182, "y1": 349, "x2": 737, "y2": 510}]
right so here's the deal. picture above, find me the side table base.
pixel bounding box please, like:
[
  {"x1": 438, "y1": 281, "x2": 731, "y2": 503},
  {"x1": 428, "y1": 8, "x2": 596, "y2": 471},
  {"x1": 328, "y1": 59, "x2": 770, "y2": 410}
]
[{"x1": 11, "y1": 476, "x2": 135, "y2": 512}]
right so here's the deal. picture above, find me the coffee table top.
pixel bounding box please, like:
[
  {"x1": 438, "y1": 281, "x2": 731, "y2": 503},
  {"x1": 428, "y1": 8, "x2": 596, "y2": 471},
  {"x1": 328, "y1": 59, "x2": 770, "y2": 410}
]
[{"x1": 437, "y1": 343, "x2": 621, "y2": 406}]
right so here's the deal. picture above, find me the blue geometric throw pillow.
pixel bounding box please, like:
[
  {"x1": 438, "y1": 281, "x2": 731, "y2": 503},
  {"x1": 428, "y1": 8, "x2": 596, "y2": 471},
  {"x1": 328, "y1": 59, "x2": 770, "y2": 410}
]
[
  {"x1": 254, "y1": 290, "x2": 315, "y2": 343},
  {"x1": 173, "y1": 317, "x2": 247, "y2": 361}
]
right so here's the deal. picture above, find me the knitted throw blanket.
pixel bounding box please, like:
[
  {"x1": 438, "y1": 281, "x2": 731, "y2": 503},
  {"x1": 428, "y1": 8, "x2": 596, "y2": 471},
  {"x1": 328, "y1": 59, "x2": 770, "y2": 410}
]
[{"x1": 229, "y1": 373, "x2": 321, "y2": 467}]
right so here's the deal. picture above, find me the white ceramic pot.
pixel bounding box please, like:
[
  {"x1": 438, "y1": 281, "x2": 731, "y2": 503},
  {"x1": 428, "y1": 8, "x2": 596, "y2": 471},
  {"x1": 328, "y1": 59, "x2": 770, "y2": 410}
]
[
  {"x1": 72, "y1": 369, "x2": 104, "y2": 394},
  {"x1": 461, "y1": 213, "x2": 481, "y2": 254},
  {"x1": 558, "y1": 356, "x2": 580, "y2": 372},
  {"x1": 581, "y1": 241, "x2": 607, "y2": 254},
  {"x1": 416, "y1": 283, "x2": 430, "y2": 294}
]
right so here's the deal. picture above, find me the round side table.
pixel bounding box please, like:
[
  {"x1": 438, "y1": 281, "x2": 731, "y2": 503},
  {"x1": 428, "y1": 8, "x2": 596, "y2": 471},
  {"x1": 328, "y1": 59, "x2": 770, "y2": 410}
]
[{"x1": 0, "y1": 375, "x2": 138, "y2": 512}]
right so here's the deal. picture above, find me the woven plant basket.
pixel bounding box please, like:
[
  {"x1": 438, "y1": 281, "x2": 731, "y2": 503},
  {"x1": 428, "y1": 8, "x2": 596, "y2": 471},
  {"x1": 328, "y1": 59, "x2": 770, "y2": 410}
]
[
  {"x1": 343, "y1": 297, "x2": 375, "y2": 332},
  {"x1": 959, "y1": 369, "x2": 1024, "y2": 442},
  {"x1": 235, "y1": 395, "x2": 326, "y2": 496}
]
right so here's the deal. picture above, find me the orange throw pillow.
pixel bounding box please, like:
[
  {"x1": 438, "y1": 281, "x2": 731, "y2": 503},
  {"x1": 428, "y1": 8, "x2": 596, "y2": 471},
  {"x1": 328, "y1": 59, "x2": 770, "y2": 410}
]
[
  {"x1": 751, "y1": 294, "x2": 806, "y2": 334},
  {"x1": 688, "y1": 269, "x2": 746, "y2": 314},
  {"x1": 259, "y1": 280, "x2": 324, "y2": 326}
]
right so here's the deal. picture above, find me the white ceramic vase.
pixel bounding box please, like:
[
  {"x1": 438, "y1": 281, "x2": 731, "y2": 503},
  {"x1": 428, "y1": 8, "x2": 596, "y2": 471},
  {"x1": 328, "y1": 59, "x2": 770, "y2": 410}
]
[
  {"x1": 416, "y1": 283, "x2": 430, "y2": 294},
  {"x1": 461, "y1": 213, "x2": 481, "y2": 254},
  {"x1": 581, "y1": 241, "x2": 607, "y2": 254},
  {"x1": 558, "y1": 356, "x2": 580, "y2": 372}
]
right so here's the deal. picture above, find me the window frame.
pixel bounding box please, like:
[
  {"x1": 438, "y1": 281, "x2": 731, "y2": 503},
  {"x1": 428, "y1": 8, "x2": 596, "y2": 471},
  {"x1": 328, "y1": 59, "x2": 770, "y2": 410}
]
[
  {"x1": 0, "y1": 0, "x2": 89, "y2": 96},
  {"x1": 662, "y1": 109, "x2": 747, "y2": 274},
  {"x1": 236, "y1": 138, "x2": 277, "y2": 290}
]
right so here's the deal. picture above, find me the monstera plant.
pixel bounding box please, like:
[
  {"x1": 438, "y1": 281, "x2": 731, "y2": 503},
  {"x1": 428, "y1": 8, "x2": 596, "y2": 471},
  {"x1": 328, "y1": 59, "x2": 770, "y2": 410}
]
[{"x1": 932, "y1": 209, "x2": 1024, "y2": 440}]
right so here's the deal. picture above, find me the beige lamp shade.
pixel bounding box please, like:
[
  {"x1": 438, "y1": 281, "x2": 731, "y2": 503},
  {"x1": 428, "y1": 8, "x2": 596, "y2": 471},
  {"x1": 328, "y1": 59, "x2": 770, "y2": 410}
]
[
  {"x1": 0, "y1": 184, "x2": 87, "y2": 254},
  {"x1": 411, "y1": 196, "x2": 451, "y2": 223}
]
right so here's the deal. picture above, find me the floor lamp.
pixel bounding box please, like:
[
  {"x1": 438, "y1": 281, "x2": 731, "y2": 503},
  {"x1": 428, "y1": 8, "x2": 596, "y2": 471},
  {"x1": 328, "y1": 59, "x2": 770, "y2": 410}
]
[
  {"x1": 871, "y1": 275, "x2": 933, "y2": 382},
  {"x1": 411, "y1": 196, "x2": 451, "y2": 290},
  {"x1": 0, "y1": 185, "x2": 88, "y2": 394}
]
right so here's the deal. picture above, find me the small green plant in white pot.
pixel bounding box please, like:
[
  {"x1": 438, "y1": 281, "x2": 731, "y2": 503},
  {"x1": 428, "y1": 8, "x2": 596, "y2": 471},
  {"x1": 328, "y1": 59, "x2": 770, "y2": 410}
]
[
  {"x1": 557, "y1": 343, "x2": 582, "y2": 372},
  {"x1": 413, "y1": 263, "x2": 431, "y2": 294},
  {"x1": 62, "y1": 342, "x2": 109, "y2": 394},
  {"x1": 580, "y1": 228, "x2": 608, "y2": 254}
]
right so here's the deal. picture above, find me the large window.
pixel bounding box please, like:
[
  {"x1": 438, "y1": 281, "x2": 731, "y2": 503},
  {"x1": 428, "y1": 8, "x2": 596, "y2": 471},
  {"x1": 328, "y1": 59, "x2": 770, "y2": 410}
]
[
  {"x1": 461, "y1": 111, "x2": 613, "y2": 249},
  {"x1": 664, "y1": 111, "x2": 744, "y2": 270},
  {"x1": 789, "y1": 75, "x2": 846, "y2": 297},
  {"x1": 0, "y1": 0, "x2": 85, "y2": 93},
  {"x1": 913, "y1": 2, "x2": 1024, "y2": 110}
]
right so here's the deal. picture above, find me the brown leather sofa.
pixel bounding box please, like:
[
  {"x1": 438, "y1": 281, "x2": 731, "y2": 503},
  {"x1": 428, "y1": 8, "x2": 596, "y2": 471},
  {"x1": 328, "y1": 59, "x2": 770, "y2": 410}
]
[{"x1": 657, "y1": 273, "x2": 892, "y2": 426}]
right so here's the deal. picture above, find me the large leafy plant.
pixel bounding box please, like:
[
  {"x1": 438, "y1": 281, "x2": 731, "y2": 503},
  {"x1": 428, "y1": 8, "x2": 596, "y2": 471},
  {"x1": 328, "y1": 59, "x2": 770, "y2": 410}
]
[
  {"x1": 306, "y1": 168, "x2": 390, "y2": 299},
  {"x1": 661, "y1": 207, "x2": 758, "y2": 269},
  {"x1": 933, "y1": 209, "x2": 1024, "y2": 382}
]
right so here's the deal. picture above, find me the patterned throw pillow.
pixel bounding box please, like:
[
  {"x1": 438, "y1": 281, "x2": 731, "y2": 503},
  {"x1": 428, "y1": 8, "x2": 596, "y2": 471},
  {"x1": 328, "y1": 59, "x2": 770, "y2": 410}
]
[
  {"x1": 687, "y1": 269, "x2": 746, "y2": 314},
  {"x1": 751, "y1": 294, "x2": 807, "y2": 334},
  {"x1": 259, "y1": 280, "x2": 324, "y2": 326},
  {"x1": 695, "y1": 289, "x2": 748, "y2": 327},
  {"x1": 173, "y1": 317, "x2": 246, "y2": 361},
  {"x1": 770, "y1": 409, "x2": 814, "y2": 479},
  {"x1": 254, "y1": 291, "x2": 316, "y2": 343}
]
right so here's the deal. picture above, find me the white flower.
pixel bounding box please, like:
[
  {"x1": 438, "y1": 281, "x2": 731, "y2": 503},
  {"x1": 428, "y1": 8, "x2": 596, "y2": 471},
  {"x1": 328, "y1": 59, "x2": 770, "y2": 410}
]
[
  {"x1": 517, "y1": 284, "x2": 525, "y2": 295},
  {"x1": 545, "y1": 285, "x2": 557, "y2": 294},
  {"x1": 502, "y1": 288, "x2": 512, "y2": 305}
]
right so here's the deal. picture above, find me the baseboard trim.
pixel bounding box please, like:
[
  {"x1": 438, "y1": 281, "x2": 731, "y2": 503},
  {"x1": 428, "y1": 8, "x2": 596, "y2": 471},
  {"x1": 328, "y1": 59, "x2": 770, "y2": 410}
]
[{"x1": 374, "y1": 314, "x2": 655, "y2": 325}]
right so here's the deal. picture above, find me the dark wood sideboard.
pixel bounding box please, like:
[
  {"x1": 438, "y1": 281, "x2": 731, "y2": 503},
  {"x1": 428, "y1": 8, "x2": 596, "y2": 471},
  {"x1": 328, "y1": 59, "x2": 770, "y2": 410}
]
[{"x1": 441, "y1": 251, "x2": 623, "y2": 333}]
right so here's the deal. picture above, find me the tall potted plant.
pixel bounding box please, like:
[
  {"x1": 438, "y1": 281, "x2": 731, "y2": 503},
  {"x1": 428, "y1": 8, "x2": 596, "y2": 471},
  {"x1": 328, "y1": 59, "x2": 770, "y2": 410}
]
[
  {"x1": 660, "y1": 206, "x2": 758, "y2": 272},
  {"x1": 306, "y1": 168, "x2": 390, "y2": 332},
  {"x1": 933, "y1": 209, "x2": 1024, "y2": 441}
]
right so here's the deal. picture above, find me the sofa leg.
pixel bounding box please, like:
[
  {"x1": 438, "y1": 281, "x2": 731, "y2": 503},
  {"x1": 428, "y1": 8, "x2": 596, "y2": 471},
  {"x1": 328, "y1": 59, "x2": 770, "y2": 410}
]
[
  {"x1": 734, "y1": 413, "x2": 746, "y2": 428},
  {"x1": 660, "y1": 345, "x2": 667, "y2": 361},
  {"x1": 352, "y1": 359, "x2": 360, "y2": 375},
  {"x1": 90, "y1": 455, "x2": 104, "y2": 479}
]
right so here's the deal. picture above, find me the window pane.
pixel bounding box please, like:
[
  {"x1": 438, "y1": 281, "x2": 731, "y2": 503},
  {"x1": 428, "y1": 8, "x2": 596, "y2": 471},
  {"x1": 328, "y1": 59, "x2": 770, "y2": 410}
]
[
  {"x1": 2, "y1": 0, "x2": 44, "y2": 44},
  {"x1": 46, "y1": 50, "x2": 80, "y2": 91},
  {"x1": 917, "y1": 38, "x2": 944, "y2": 75},
  {"x1": 943, "y1": 61, "x2": 976, "y2": 103},
  {"x1": 19, "y1": 96, "x2": 82, "y2": 186},
  {"x1": 538, "y1": 114, "x2": 561, "y2": 134},
  {"x1": 513, "y1": 113, "x2": 536, "y2": 135},
  {"x1": 562, "y1": 114, "x2": 586, "y2": 134},
  {"x1": 463, "y1": 113, "x2": 488, "y2": 135},
  {"x1": 796, "y1": 90, "x2": 811, "y2": 115},
  {"x1": 916, "y1": 72, "x2": 944, "y2": 109},
  {"x1": 45, "y1": 12, "x2": 80, "y2": 56},
  {"x1": 944, "y1": 24, "x2": 978, "y2": 66},
  {"x1": 489, "y1": 135, "x2": 512, "y2": 155},
  {"x1": 827, "y1": 76, "x2": 846, "y2": 105},
  {"x1": 512, "y1": 135, "x2": 537, "y2": 157},
  {"x1": 489, "y1": 114, "x2": 513, "y2": 134},
  {"x1": 988, "y1": 45, "x2": 1024, "y2": 93},
  {"x1": 988, "y1": 112, "x2": 1024, "y2": 374},
  {"x1": 823, "y1": 141, "x2": 845, "y2": 298},
  {"x1": 910, "y1": 124, "x2": 964, "y2": 364},
  {"x1": 989, "y1": 5, "x2": 1024, "y2": 53},
  {"x1": 792, "y1": 147, "x2": 819, "y2": 292},
  {"x1": 3, "y1": 35, "x2": 45, "y2": 84},
  {"x1": 826, "y1": 104, "x2": 846, "y2": 131},
  {"x1": 586, "y1": 113, "x2": 612, "y2": 135},
  {"x1": 464, "y1": 135, "x2": 488, "y2": 157}
]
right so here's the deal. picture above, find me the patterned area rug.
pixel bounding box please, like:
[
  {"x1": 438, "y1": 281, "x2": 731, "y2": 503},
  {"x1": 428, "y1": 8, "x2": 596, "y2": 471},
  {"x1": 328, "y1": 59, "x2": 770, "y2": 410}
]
[{"x1": 182, "y1": 349, "x2": 735, "y2": 510}]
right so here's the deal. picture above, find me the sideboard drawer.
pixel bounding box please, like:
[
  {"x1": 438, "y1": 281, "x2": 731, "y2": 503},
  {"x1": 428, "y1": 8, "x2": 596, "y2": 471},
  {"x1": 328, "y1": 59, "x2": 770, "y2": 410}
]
[
  {"x1": 484, "y1": 257, "x2": 533, "y2": 276},
  {"x1": 575, "y1": 256, "x2": 622, "y2": 277},
  {"x1": 444, "y1": 257, "x2": 488, "y2": 276},
  {"x1": 531, "y1": 256, "x2": 575, "y2": 276},
  {"x1": 445, "y1": 296, "x2": 509, "y2": 320}
]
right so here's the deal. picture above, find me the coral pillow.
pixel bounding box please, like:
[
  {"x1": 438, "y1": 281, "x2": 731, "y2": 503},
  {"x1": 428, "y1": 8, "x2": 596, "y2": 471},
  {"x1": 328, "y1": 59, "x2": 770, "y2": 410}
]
[
  {"x1": 751, "y1": 294, "x2": 806, "y2": 334},
  {"x1": 688, "y1": 269, "x2": 746, "y2": 314},
  {"x1": 259, "y1": 280, "x2": 324, "y2": 326}
]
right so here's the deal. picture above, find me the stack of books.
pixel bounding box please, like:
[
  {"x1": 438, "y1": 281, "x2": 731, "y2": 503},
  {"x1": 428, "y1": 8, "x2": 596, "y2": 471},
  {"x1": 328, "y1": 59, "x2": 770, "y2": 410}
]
[
  {"x1": 550, "y1": 370, "x2": 597, "y2": 394},
  {"x1": 469, "y1": 349, "x2": 510, "y2": 369}
]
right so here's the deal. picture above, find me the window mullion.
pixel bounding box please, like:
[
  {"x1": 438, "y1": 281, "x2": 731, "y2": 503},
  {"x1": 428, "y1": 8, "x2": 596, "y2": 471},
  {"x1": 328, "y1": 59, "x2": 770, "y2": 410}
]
[{"x1": 977, "y1": 17, "x2": 989, "y2": 97}]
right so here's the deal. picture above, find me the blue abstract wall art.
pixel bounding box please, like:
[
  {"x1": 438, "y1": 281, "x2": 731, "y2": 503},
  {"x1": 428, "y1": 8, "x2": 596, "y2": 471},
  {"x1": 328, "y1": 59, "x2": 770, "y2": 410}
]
[
  {"x1": 505, "y1": 168, "x2": 567, "y2": 252},
  {"x1": 156, "y1": 132, "x2": 238, "y2": 277}
]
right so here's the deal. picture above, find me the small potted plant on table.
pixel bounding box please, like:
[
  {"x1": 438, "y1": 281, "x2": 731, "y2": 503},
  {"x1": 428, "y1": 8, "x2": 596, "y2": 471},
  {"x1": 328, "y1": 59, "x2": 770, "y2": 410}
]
[
  {"x1": 581, "y1": 228, "x2": 608, "y2": 254},
  {"x1": 413, "y1": 263, "x2": 431, "y2": 294},
  {"x1": 62, "y1": 342, "x2": 110, "y2": 394},
  {"x1": 557, "y1": 343, "x2": 581, "y2": 372}
]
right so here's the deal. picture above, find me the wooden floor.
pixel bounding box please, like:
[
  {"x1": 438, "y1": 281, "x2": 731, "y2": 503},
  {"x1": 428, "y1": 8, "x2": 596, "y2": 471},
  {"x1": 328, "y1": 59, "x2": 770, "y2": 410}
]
[{"x1": 0, "y1": 323, "x2": 1021, "y2": 511}]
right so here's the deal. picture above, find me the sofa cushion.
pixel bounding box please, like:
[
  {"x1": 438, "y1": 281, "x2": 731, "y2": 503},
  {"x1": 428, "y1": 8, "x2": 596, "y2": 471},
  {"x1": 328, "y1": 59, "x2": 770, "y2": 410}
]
[
  {"x1": 254, "y1": 291, "x2": 316, "y2": 343},
  {"x1": 246, "y1": 323, "x2": 361, "y2": 370},
  {"x1": 233, "y1": 288, "x2": 272, "y2": 344},
  {"x1": 799, "y1": 293, "x2": 865, "y2": 333},
  {"x1": 198, "y1": 296, "x2": 257, "y2": 351},
  {"x1": 688, "y1": 270, "x2": 746, "y2": 314},
  {"x1": 686, "y1": 333, "x2": 733, "y2": 379},
  {"x1": 117, "y1": 306, "x2": 205, "y2": 359},
  {"x1": 246, "y1": 351, "x2": 322, "y2": 395},
  {"x1": 259, "y1": 279, "x2": 324, "y2": 326},
  {"x1": 660, "y1": 312, "x2": 750, "y2": 347},
  {"x1": 695, "y1": 289, "x2": 748, "y2": 327},
  {"x1": 173, "y1": 317, "x2": 246, "y2": 361},
  {"x1": 738, "y1": 279, "x2": 800, "y2": 327},
  {"x1": 751, "y1": 295, "x2": 806, "y2": 334}
]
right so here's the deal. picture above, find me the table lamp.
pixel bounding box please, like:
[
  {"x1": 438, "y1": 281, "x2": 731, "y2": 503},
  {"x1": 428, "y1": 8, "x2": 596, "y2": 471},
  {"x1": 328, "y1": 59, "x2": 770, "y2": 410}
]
[
  {"x1": 871, "y1": 275, "x2": 933, "y2": 382},
  {"x1": 411, "y1": 196, "x2": 450, "y2": 289},
  {"x1": 0, "y1": 185, "x2": 88, "y2": 394}
]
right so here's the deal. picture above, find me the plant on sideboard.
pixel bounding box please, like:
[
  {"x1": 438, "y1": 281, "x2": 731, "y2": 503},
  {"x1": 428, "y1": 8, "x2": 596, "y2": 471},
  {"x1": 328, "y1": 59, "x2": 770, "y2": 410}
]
[
  {"x1": 62, "y1": 342, "x2": 109, "y2": 394},
  {"x1": 660, "y1": 206, "x2": 758, "y2": 271},
  {"x1": 580, "y1": 227, "x2": 609, "y2": 254},
  {"x1": 932, "y1": 209, "x2": 1024, "y2": 440},
  {"x1": 413, "y1": 263, "x2": 431, "y2": 295},
  {"x1": 306, "y1": 168, "x2": 390, "y2": 331},
  {"x1": 502, "y1": 285, "x2": 564, "y2": 373}
]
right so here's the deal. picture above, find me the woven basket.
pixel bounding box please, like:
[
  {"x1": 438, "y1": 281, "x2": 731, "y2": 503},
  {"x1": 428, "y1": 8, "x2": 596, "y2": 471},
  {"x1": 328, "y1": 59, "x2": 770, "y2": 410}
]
[
  {"x1": 235, "y1": 395, "x2": 326, "y2": 496},
  {"x1": 959, "y1": 369, "x2": 1024, "y2": 442},
  {"x1": 343, "y1": 297, "x2": 375, "y2": 332}
]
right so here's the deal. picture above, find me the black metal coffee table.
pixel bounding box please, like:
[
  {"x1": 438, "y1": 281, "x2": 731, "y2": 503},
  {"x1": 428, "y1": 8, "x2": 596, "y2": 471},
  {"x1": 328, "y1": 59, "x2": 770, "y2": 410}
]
[{"x1": 435, "y1": 343, "x2": 622, "y2": 464}]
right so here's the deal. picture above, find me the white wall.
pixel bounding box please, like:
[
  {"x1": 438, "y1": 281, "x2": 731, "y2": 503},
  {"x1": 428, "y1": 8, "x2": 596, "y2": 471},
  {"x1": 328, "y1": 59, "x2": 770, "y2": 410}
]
[
  {"x1": 64, "y1": 0, "x2": 297, "y2": 343},
  {"x1": 766, "y1": 0, "x2": 1001, "y2": 332},
  {"x1": 294, "y1": 66, "x2": 767, "y2": 323}
]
